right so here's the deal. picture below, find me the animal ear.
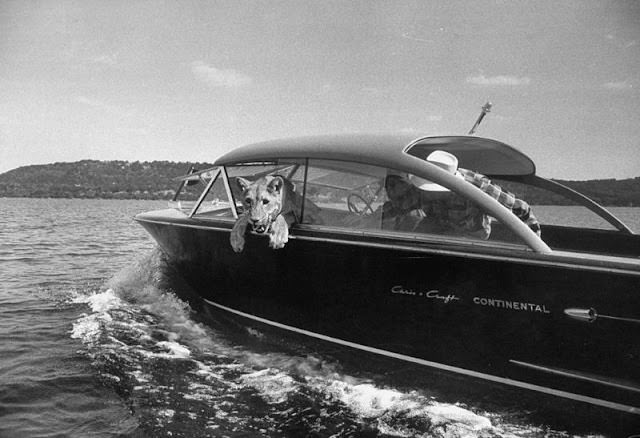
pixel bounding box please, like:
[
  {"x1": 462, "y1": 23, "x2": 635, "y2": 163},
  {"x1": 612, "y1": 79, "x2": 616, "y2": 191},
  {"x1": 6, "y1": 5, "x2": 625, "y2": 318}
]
[
  {"x1": 267, "y1": 176, "x2": 284, "y2": 194},
  {"x1": 236, "y1": 177, "x2": 252, "y2": 192}
]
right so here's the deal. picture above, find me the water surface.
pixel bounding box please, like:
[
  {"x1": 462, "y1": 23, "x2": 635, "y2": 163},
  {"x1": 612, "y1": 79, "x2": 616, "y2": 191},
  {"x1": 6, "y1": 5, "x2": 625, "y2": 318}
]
[{"x1": 1, "y1": 198, "x2": 637, "y2": 437}]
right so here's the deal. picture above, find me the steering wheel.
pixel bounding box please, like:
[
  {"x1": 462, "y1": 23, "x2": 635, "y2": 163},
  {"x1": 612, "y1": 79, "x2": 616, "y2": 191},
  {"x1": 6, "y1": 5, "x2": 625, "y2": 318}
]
[{"x1": 347, "y1": 193, "x2": 375, "y2": 215}]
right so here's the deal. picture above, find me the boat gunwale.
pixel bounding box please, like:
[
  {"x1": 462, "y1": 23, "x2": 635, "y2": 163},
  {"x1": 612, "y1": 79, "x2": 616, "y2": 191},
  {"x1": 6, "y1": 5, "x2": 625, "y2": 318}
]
[{"x1": 134, "y1": 211, "x2": 640, "y2": 276}]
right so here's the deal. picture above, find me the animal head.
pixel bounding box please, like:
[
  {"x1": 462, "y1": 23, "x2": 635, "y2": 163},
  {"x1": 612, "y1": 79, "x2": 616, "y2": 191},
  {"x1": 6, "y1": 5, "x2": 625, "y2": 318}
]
[{"x1": 236, "y1": 175, "x2": 291, "y2": 234}]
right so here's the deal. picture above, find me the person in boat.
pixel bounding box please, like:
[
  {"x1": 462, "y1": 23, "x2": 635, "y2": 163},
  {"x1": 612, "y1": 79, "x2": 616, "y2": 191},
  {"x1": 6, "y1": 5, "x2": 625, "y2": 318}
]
[
  {"x1": 380, "y1": 172, "x2": 426, "y2": 231},
  {"x1": 381, "y1": 150, "x2": 541, "y2": 239}
]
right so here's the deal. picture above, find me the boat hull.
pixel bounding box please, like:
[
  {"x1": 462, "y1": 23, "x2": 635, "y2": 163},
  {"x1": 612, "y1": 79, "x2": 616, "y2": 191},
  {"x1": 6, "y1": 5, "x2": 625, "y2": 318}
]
[{"x1": 136, "y1": 213, "x2": 640, "y2": 425}]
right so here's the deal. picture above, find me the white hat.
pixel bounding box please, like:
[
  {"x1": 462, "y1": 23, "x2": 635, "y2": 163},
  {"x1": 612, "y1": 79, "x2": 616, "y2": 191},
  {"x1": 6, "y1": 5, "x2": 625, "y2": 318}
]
[{"x1": 408, "y1": 150, "x2": 463, "y2": 192}]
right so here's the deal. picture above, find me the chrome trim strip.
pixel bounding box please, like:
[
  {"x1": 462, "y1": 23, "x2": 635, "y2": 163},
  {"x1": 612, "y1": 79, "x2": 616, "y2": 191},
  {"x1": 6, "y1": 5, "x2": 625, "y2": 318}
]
[
  {"x1": 189, "y1": 168, "x2": 220, "y2": 218},
  {"x1": 564, "y1": 308, "x2": 640, "y2": 325},
  {"x1": 598, "y1": 314, "x2": 640, "y2": 324},
  {"x1": 221, "y1": 167, "x2": 239, "y2": 219},
  {"x1": 532, "y1": 176, "x2": 633, "y2": 234},
  {"x1": 509, "y1": 360, "x2": 640, "y2": 394},
  {"x1": 134, "y1": 217, "x2": 232, "y2": 232},
  {"x1": 203, "y1": 298, "x2": 640, "y2": 415}
]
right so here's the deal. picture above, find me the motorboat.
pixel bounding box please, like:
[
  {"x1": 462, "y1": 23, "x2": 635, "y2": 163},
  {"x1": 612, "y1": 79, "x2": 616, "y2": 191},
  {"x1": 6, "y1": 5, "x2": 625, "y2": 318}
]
[{"x1": 135, "y1": 134, "x2": 640, "y2": 423}]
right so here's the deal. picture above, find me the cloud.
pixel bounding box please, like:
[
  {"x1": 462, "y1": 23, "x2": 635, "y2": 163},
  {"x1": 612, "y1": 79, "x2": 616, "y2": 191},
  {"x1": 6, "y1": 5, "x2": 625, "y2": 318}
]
[
  {"x1": 76, "y1": 96, "x2": 132, "y2": 117},
  {"x1": 76, "y1": 96, "x2": 111, "y2": 108},
  {"x1": 603, "y1": 81, "x2": 633, "y2": 90},
  {"x1": 91, "y1": 53, "x2": 118, "y2": 66},
  {"x1": 314, "y1": 83, "x2": 334, "y2": 96},
  {"x1": 361, "y1": 86, "x2": 390, "y2": 96},
  {"x1": 466, "y1": 74, "x2": 531, "y2": 86},
  {"x1": 604, "y1": 34, "x2": 637, "y2": 49},
  {"x1": 191, "y1": 61, "x2": 252, "y2": 88},
  {"x1": 400, "y1": 32, "x2": 434, "y2": 44},
  {"x1": 0, "y1": 75, "x2": 22, "y2": 88}
]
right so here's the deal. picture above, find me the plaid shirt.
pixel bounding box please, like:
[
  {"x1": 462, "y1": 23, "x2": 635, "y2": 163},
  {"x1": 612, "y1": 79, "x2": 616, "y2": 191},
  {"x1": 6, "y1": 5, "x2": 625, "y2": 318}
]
[{"x1": 420, "y1": 169, "x2": 541, "y2": 239}]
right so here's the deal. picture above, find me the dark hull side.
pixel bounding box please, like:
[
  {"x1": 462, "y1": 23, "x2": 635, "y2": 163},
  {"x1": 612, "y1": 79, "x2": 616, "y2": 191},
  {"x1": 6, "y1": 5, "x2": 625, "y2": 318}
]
[{"x1": 136, "y1": 214, "x2": 640, "y2": 424}]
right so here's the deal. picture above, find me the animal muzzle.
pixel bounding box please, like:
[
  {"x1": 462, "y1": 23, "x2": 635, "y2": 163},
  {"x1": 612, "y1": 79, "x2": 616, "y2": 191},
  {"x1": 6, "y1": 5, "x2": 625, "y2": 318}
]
[{"x1": 249, "y1": 220, "x2": 270, "y2": 234}]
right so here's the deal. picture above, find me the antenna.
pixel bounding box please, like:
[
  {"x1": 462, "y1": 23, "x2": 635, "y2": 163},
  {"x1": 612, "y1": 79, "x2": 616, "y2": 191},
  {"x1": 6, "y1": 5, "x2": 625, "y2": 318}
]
[{"x1": 468, "y1": 101, "x2": 492, "y2": 135}]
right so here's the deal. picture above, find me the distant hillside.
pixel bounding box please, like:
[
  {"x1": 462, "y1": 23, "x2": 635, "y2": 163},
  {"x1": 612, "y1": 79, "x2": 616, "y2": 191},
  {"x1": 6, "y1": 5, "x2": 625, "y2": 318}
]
[
  {"x1": 0, "y1": 160, "x2": 214, "y2": 200},
  {"x1": 0, "y1": 160, "x2": 639, "y2": 205},
  {"x1": 494, "y1": 177, "x2": 640, "y2": 207},
  {"x1": 552, "y1": 178, "x2": 640, "y2": 206}
]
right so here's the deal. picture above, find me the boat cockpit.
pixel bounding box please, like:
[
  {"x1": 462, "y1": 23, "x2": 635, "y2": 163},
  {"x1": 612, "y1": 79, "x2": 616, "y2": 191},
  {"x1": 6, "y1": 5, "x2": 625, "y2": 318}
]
[{"x1": 168, "y1": 135, "x2": 639, "y2": 262}]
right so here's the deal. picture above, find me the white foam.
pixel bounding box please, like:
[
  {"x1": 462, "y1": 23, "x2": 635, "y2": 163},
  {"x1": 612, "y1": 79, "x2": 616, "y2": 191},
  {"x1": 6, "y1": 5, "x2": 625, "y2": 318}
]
[
  {"x1": 314, "y1": 379, "x2": 494, "y2": 436},
  {"x1": 70, "y1": 274, "x2": 203, "y2": 364},
  {"x1": 157, "y1": 409, "x2": 175, "y2": 418},
  {"x1": 424, "y1": 402, "x2": 492, "y2": 430},
  {"x1": 131, "y1": 370, "x2": 151, "y2": 383},
  {"x1": 101, "y1": 373, "x2": 122, "y2": 383},
  {"x1": 222, "y1": 350, "x2": 496, "y2": 434},
  {"x1": 66, "y1": 251, "x2": 538, "y2": 436},
  {"x1": 189, "y1": 360, "x2": 232, "y2": 381},
  {"x1": 238, "y1": 368, "x2": 299, "y2": 404},
  {"x1": 325, "y1": 381, "x2": 405, "y2": 417},
  {"x1": 70, "y1": 311, "x2": 113, "y2": 343},
  {"x1": 155, "y1": 341, "x2": 191, "y2": 358},
  {"x1": 71, "y1": 288, "x2": 122, "y2": 312},
  {"x1": 155, "y1": 408, "x2": 176, "y2": 428}
]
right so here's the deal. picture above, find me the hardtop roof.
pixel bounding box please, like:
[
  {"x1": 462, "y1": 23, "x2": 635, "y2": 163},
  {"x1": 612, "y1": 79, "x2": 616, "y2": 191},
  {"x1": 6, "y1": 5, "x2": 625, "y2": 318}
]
[{"x1": 214, "y1": 134, "x2": 536, "y2": 177}]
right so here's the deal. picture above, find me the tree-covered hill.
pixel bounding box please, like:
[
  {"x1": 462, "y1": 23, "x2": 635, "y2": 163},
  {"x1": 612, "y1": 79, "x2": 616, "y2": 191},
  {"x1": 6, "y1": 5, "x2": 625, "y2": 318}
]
[
  {"x1": 492, "y1": 177, "x2": 640, "y2": 207},
  {"x1": 0, "y1": 160, "x2": 214, "y2": 200},
  {"x1": 0, "y1": 160, "x2": 639, "y2": 205},
  {"x1": 552, "y1": 178, "x2": 640, "y2": 207}
]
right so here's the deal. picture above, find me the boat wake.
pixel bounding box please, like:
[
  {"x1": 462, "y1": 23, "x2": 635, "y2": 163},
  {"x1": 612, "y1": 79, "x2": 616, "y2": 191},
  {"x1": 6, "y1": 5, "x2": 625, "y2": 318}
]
[{"x1": 68, "y1": 249, "x2": 595, "y2": 437}]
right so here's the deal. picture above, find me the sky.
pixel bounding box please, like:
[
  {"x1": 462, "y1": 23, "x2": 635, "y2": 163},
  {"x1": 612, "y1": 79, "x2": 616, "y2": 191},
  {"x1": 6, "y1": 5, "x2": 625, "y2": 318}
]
[{"x1": 1, "y1": 0, "x2": 639, "y2": 180}]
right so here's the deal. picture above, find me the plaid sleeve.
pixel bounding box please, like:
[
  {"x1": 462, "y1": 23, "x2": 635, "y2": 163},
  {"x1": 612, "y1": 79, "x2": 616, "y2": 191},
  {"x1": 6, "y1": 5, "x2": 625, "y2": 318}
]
[
  {"x1": 512, "y1": 199, "x2": 541, "y2": 236},
  {"x1": 461, "y1": 169, "x2": 541, "y2": 237}
]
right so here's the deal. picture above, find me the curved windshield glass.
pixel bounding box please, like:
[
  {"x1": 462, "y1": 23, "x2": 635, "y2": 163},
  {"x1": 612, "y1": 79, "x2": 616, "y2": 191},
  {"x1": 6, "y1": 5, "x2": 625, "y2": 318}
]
[{"x1": 305, "y1": 159, "x2": 528, "y2": 246}]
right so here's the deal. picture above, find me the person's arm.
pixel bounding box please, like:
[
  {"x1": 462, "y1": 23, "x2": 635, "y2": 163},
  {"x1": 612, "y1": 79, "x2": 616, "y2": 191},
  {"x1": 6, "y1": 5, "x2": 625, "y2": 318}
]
[
  {"x1": 461, "y1": 169, "x2": 542, "y2": 237},
  {"x1": 510, "y1": 199, "x2": 541, "y2": 236}
]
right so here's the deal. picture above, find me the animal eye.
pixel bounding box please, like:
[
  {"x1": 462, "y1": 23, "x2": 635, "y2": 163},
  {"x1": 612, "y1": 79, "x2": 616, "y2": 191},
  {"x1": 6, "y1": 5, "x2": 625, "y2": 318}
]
[{"x1": 262, "y1": 199, "x2": 269, "y2": 205}]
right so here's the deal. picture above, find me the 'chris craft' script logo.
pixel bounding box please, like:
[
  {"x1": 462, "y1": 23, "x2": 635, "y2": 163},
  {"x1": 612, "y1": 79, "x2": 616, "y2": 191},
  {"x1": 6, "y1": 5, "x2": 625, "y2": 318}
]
[{"x1": 391, "y1": 285, "x2": 460, "y2": 304}]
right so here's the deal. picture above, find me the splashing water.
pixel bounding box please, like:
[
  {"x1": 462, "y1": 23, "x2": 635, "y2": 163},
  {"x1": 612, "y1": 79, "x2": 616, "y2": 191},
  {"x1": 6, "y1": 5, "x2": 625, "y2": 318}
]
[
  {"x1": 0, "y1": 199, "x2": 615, "y2": 437},
  {"x1": 68, "y1": 249, "x2": 600, "y2": 437}
]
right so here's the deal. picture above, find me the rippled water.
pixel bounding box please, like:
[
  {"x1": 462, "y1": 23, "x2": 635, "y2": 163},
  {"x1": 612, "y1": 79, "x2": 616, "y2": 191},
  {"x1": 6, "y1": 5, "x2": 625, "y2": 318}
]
[{"x1": 1, "y1": 198, "x2": 637, "y2": 437}]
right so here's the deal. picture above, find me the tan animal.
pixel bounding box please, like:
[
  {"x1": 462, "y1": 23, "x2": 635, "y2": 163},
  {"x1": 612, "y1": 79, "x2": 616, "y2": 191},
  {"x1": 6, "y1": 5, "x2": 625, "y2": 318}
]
[{"x1": 230, "y1": 175, "x2": 320, "y2": 252}]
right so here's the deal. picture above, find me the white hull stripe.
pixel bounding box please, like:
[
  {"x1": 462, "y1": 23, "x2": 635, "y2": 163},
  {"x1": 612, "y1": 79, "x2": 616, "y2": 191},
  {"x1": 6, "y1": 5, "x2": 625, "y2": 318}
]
[
  {"x1": 203, "y1": 298, "x2": 640, "y2": 415},
  {"x1": 510, "y1": 360, "x2": 640, "y2": 393}
]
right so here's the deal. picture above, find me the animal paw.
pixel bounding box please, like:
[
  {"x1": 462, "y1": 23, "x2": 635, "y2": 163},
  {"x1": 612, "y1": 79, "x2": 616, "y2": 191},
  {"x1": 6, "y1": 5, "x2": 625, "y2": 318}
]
[
  {"x1": 230, "y1": 215, "x2": 249, "y2": 253},
  {"x1": 230, "y1": 232, "x2": 245, "y2": 253},
  {"x1": 269, "y1": 215, "x2": 289, "y2": 249}
]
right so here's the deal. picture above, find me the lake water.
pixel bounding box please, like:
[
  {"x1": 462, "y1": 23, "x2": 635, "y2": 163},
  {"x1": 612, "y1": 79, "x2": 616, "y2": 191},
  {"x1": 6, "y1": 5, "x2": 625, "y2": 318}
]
[{"x1": 1, "y1": 198, "x2": 638, "y2": 437}]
